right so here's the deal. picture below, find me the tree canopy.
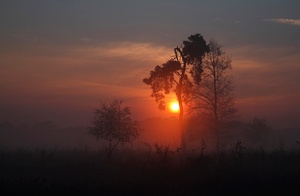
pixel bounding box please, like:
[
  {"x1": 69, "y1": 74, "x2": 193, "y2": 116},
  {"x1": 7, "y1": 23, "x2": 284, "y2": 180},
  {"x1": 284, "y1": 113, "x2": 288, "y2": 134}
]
[
  {"x1": 143, "y1": 33, "x2": 209, "y2": 150},
  {"x1": 143, "y1": 33, "x2": 209, "y2": 111},
  {"x1": 88, "y1": 100, "x2": 141, "y2": 159},
  {"x1": 189, "y1": 39, "x2": 238, "y2": 150}
]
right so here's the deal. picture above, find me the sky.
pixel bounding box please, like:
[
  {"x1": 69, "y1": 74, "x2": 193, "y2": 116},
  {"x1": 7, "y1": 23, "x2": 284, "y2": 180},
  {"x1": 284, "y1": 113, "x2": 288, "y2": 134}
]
[{"x1": 0, "y1": 0, "x2": 300, "y2": 129}]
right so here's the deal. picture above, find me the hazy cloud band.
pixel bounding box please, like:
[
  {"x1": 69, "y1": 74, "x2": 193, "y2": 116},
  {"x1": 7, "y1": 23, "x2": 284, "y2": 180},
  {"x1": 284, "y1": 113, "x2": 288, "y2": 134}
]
[{"x1": 263, "y1": 18, "x2": 300, "y2": 26}]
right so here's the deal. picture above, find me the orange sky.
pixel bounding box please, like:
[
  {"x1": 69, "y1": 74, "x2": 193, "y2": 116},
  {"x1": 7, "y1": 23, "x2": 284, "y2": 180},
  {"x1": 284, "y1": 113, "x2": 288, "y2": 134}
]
[{"x1": 0, "y1": 1, "x2": 299, "y2": 129}]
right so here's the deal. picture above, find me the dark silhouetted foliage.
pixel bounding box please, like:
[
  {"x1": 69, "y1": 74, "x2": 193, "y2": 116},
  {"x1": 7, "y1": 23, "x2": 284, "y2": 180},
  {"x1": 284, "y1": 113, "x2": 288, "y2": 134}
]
[
  {"x1": 143, "y1": 33, "x2": 209, "y2": 150},
  {"x1": 88, "y1": 100, "x2": 140, "y2": 159},
  {"x1": 1, "y1": 145, "x2": 300, "y2": 195}
]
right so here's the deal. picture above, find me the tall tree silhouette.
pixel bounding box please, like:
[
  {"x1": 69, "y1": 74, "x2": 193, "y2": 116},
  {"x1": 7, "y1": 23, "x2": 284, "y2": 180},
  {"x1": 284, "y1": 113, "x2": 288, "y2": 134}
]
[
  {"x1": 189, "y1": 40, "x2": 238, "y2": 151},
  {"x1": 143, "y1": 34, "x2": 209, "y2": 150}
]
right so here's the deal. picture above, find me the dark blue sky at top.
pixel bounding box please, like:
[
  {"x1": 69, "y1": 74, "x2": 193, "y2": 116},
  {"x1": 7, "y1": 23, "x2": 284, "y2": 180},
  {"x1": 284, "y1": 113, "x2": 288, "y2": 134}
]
[{"x1": 1, "y1": 0, "x2": 299, "y2": 47}]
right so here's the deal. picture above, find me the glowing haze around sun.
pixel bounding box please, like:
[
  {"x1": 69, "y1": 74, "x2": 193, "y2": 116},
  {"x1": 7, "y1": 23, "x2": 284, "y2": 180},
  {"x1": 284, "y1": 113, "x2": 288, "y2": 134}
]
[{"x1": 170, "y1": 102, "x2": 179, "y2": 113}]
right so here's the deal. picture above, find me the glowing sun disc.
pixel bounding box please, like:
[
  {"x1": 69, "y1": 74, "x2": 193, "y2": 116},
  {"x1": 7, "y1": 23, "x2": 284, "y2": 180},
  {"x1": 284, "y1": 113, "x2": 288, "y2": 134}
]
[{"x1": 170, "y1": 102, "x2": 179, "y2": 112}]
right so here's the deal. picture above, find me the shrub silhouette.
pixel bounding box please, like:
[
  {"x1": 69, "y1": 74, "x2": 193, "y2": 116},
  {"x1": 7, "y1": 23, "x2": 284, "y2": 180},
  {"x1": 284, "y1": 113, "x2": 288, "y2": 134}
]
[{"x1": 88, "y1": 100, "x2": 141, "y2": 160}]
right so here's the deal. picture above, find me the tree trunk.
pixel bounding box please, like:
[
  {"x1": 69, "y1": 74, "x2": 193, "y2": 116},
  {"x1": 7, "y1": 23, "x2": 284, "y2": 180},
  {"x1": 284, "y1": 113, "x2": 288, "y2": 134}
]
[
  {"x1": 178, "y1": 96, "x2": 185, "y2": 151},
  {"x1": 215, "y1": 120, "x2": 220, "y2": 152},
  {"x1": 213, "y1": 63, "x2": 220, "y2": 152},
  {"x1": 174, "y1": 47, "x2": 187, "y2": 152}
]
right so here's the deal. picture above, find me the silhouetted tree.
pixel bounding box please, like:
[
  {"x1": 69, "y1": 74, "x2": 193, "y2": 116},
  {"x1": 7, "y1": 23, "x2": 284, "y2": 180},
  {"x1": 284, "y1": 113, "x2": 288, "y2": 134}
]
[
  {"x1": 245, "y1": 117, "x2": 271, "y2": 146},
  {"x1": 189, "y1": 40, "x2": 238, "y2": 151},
  {"x1": 143, "y1": 34, "x2": 209, "y2": 150},
  {"x1": 88, "y1": 100, "x2": 141, "y2": 159}
]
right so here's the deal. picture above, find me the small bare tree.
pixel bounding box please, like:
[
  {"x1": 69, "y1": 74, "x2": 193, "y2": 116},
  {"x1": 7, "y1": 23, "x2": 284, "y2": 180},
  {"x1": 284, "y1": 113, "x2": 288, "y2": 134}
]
[
  {"x1": 189, "y1": 40, "x2": 238, "y2": 151},
  {"x1": 88, "y1": 100, "x2": 141, "y2": 159}
]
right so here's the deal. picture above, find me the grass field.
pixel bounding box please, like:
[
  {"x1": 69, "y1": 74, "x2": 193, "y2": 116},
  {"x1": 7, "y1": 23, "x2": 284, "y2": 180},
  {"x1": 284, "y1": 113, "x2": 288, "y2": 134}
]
[{"x1": 1, "y1": 143, "x2": 300, "y2": 195}]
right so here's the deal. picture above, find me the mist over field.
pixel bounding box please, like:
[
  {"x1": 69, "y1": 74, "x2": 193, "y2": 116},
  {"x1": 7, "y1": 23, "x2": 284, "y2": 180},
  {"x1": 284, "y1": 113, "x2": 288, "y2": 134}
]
[
  {"x1": 1, "y1": 118, "x2": 299, "y2": 152},
  {"x1": 2, "y1": 118, "x2": 300, "y2": 195}
]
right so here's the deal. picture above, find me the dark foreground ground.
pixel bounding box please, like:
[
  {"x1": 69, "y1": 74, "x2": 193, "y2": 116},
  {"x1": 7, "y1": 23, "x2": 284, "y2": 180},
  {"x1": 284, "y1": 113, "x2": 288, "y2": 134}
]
[{"x1": 1, "y1": 146, "x2": 300, "y2": 195}]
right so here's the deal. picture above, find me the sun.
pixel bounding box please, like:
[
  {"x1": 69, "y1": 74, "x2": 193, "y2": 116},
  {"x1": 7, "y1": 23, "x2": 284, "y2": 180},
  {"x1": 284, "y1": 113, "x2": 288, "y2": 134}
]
[{"x1": 170, "y1": 102, "x2": 179, "y2": 113}]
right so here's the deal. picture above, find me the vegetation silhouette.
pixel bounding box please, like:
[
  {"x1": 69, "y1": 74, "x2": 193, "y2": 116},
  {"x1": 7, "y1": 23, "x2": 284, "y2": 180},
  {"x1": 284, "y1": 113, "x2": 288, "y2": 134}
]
[
  {"x1": 1, "y1": 118, "x2": 300, "y2": 195},
  {"x1": 245, "y1": 117, "x2": 271, "y2": 147},
  {"x1": 1, "y1": 143, "x2": 300, "y2": 195},
  {"x1": 143, "y1": 33, "x2": 209, "y2": 151},
  {"x1": 188, "y1": 39, "x2": 239, "y2": 151},
  {"x1": 88, "y1": 100, "x2": 141, "y2": 160}
]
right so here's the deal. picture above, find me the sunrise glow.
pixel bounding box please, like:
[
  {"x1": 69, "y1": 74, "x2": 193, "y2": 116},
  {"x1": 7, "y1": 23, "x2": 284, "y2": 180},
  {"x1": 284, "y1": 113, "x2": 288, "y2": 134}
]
[{"x1": 170, "y1": 102, "x2": 180, "y2": 113}]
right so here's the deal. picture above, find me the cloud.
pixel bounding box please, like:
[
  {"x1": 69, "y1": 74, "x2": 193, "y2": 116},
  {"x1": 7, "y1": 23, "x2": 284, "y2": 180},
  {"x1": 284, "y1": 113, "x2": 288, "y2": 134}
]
[
  {"x1": 263, "y1": 18, "x2": 300, "y2": 26},
  {"x1": 79, "y1": 42, "x2": 172, "y2": 64},
  {"x1": 0, "y1": 41, "x2": 173, "y2": 86}
]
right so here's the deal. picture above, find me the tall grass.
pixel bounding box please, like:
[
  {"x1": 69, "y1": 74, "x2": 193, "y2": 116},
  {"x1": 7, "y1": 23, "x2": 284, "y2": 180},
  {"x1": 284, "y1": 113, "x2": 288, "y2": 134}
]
[{"x1": 1, "y1": 143, "x2": 300, "y2": 195}]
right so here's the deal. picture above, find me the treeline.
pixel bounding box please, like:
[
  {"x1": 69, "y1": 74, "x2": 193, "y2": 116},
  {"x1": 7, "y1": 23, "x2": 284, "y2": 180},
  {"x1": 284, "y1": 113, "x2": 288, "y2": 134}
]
[
  {"x1": 1, "y1": 119, "x2": 300, "y2": 152},
  {"x1": 0, "y1": 121, "x2": 95, "y2": 150}
]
